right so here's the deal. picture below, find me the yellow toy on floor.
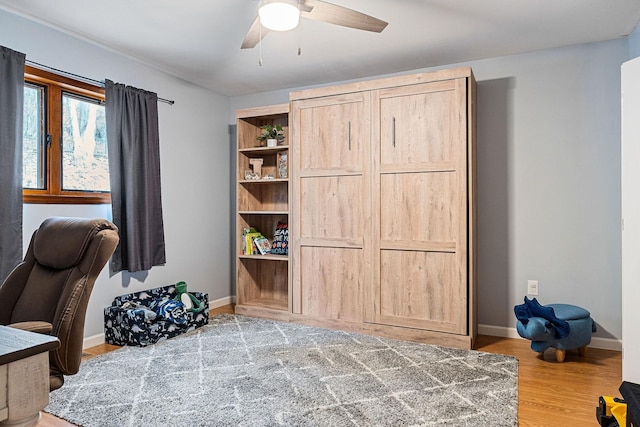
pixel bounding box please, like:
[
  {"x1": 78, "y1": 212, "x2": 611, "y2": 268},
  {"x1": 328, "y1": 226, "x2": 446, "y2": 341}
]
[{"x1": 597, "y1": 395, "x2": 627, "y2": 427}]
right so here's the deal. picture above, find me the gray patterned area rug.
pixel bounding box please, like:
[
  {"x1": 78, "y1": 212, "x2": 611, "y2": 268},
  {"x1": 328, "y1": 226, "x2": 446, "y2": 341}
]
[{"x1": 46, "y1": 314, "x2": 518, "y2": 426}]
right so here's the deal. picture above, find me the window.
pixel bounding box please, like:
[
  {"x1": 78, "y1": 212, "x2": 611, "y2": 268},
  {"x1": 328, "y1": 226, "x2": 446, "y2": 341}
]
[{"x1": 23, "y1": 66, "x2": 110, "y2": 204}]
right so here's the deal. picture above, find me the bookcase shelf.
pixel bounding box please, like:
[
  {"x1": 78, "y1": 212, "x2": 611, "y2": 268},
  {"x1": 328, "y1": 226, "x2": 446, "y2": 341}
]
[
  {"x1": 239, "y1": 145, "x2": 288, "y2": 155},
  {"x1": 238, "y1": 254, "x2": 288, "y2": 261},
  {"x1": 239, "y1": 179, "x2": 288, "y2": 184},
  {"x1": 239, "y1": 210, "x2": 289, "y2": 215},
  {"x1": 242, "y1": 298, "x2": 288, "y2": 311}
]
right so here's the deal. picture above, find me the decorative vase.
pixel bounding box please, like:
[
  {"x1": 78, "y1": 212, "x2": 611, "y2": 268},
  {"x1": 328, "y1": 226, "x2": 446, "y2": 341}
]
[{"x1": 267, "y1": 138, "x2": 278, "y2": 147}]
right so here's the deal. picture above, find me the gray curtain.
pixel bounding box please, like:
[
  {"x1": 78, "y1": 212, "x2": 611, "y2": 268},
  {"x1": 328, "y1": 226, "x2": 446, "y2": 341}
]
[
  {"x1": 105, "y1": 79, "x2": 166, "y2": 273},
  {"x1": 0, "y1": 46, "x2": 25, "y2": 282}
]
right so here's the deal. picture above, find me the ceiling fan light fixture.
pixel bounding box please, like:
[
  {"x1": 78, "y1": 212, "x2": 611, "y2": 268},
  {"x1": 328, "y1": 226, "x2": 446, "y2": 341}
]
[{"x1": 259, "y1": 0, "x2": 300, "y2": 32}]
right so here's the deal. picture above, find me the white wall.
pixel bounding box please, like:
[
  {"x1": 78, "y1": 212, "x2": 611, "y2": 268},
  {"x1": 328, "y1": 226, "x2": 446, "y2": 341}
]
[
  {"x1": 622, "y1": 55, "x2": 640, "y2": 382},
  {"x1": 623, "y1": 13, "x2": 640, "y2": 383},
  {"x1": 0, "y1": 9, "x2": 232, "y2": 339},
  {"x1": 630, "y1": 22, "x2": 640, "y2": 58},
  {"x1": 231, "y1": 38, "x2": 628, "y2": 344}
]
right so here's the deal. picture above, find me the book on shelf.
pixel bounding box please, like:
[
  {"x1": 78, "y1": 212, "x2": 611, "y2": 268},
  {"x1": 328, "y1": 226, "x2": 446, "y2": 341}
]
[
  {"x1": 242, "y1": 227, "x2": 258, "y2": 255},
  {"x1": 241, "y1": 227, "x2": 271, "y2": 255},
  {"x1": 244, "y1": 232, "x2": 262, "y2": 255},
  {"x1": 254, "y1": 237, "x2": 271, "y2": 255}
]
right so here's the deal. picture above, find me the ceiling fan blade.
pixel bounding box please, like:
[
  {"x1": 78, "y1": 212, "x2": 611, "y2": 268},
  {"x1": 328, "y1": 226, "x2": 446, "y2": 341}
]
[
  {"x1": 241, "y1": 17, "x2": 270, "y2": 49},
  {"x1": 301, "y1": 0, "x2": 388, "y2": 33}
]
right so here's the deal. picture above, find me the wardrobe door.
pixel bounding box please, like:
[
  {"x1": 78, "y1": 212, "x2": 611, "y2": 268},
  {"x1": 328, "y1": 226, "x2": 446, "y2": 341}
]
[
  {"x1": 291, "y1": 92, "x2": 371, "y2": 321},
  {"x1": 370, "y1": 78, "x2": 469, "y2": 334}
]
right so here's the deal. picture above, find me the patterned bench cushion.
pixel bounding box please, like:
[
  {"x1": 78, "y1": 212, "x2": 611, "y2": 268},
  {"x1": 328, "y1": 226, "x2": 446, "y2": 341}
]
[{"x1": 104, "y1": 284, "x2": 209, "y2": 346}]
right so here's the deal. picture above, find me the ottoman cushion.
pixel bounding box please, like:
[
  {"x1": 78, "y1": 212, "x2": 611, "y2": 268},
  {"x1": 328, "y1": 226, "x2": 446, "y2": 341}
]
[{"x1": 548, "y1": 304, "x2": 590, "y2": 321}]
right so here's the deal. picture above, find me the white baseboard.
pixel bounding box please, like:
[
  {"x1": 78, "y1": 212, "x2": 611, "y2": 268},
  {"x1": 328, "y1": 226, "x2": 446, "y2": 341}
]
[
  {"x1": 478, "y1": 324, "x2": 622, "y2": 352},
  {"x1": 83, "y1": 295, "x2": 237, "y2": 350},
  {"x1": 210, "y1": 295, "x2": 236, "y2": 308},
  {"x1": 83, "y1": 333, "x2": 107, "y2": 349}
]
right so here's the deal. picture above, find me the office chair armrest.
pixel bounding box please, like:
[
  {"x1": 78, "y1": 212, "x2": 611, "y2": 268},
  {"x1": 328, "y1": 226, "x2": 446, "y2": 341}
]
[{"x1": 10, "y1": 321, "x2": 53, "y2": 334}]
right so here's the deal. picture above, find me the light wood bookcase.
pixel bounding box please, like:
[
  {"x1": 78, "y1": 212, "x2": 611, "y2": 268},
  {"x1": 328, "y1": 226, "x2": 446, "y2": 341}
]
[{"x1": 235, "y1": 104, "x2": 291, "y2": 319}]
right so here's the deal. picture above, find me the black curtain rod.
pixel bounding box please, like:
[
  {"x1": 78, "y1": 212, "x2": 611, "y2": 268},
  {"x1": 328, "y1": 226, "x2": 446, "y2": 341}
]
[{"x1": 26, "y1": 60, "x2": 175, "y2": 105}]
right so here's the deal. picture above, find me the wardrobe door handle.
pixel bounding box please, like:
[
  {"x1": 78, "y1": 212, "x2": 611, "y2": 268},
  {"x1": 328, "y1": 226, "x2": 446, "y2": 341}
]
[
  {"x1": 392, "y1": 116, "x2": 396, "y2": 147},
  {"x1": 348, "y1": 121, "x2": 352, "y2": 151}
]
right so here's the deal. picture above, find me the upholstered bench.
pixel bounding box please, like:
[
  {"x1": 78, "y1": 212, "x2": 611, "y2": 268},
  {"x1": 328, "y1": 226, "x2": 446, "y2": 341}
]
[
  {"x1": 515, "y1": 297, "x2": 596, "y2": 362},
  {"x1": 104, "y1": 283, "x2": 209, "y2": 346}
]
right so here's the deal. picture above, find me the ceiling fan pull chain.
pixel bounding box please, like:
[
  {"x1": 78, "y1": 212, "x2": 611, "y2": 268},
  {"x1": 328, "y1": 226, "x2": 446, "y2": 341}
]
[
  {"x1": 259, "y1": 17, "x2": 263, "y2": 66},
  {"x1": 297, "y1": 24, "x2": 301, "y2": 56},
  {"x1": 297, "y1": 0, "x2": 302, "y2": 56}
]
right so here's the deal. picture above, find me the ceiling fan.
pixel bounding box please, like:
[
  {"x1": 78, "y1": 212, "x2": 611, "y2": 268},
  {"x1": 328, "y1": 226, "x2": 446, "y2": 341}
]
[{"x1": 241, "y1": 0, "x2": 388, "y2": 49}]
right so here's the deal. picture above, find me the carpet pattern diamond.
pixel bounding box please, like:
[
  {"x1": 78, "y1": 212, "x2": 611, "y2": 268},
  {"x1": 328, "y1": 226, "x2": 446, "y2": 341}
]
[{"x1": 46, "y1": 314, "x2": 517, "y2": 426}]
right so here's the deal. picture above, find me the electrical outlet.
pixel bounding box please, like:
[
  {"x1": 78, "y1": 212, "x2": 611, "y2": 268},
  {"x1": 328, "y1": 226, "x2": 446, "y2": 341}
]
[{"x1": 527, "y1": 280, "x2": 539, "y2": 296}]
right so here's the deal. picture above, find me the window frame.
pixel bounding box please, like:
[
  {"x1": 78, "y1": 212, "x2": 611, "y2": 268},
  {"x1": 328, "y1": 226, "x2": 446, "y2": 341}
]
[{"x1": 23, "y1": 65, "x2": 111, "y2": 205}]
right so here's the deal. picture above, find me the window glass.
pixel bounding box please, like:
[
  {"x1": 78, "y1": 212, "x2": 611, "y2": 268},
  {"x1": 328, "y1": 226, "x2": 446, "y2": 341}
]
[
  {"x1": 23, "y1": 83, "x2": 45, "y2": 189},
  {"x1": 23, "y1": 65, "x2": 109, "y2": 204},
  {"x1": 61, "y1": 93, "x2": 109, "y2": 192}
]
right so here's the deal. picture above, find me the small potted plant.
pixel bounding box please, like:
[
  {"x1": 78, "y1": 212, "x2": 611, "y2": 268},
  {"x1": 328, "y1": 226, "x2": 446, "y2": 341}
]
[{"x1": 257, "y1": 124, "x2": 285, "y2": 147}]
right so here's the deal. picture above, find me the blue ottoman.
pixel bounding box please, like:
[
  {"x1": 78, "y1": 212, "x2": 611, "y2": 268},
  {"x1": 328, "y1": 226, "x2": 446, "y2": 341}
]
[{"x1": 515, "y1": 299, "x2": 596, "y2": 362}]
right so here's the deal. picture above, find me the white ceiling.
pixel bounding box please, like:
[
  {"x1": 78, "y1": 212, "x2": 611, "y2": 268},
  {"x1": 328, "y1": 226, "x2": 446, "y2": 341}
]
[{"x1": 1, "y1": 0, "x2": 639, "y2": 97}]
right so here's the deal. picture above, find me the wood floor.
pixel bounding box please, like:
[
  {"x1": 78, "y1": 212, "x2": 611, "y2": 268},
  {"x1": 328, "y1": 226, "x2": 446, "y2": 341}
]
[{"x1": 39, "y1": 305, "x2": 621, "y2": 427}]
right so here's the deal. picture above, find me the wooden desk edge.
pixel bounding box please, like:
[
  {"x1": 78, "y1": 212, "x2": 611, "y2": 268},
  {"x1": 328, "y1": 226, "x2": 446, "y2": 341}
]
[{"x1": 0, "y1": 325, "x2": 60, "y2": 365}]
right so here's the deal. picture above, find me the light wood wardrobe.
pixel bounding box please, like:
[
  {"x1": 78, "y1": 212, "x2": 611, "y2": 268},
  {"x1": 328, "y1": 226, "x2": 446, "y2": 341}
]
[{"x1": 290, "y1": 67, "x2": 476, "y2": 349}]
